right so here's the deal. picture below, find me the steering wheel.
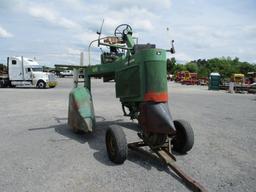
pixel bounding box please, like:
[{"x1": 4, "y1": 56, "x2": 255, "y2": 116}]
[{"x1": 114, "y1": 24, "x2": 132, "y2": 38}]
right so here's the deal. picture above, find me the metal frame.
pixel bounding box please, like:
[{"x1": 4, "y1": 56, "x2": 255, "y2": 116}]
[{"x1": 128, "y1": 140, "x2": 207, "y2": 192}]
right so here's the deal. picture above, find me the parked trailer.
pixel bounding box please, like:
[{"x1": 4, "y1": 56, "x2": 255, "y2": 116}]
[
  {"x1": 175, "y1": 71, "x2": 188, "y2": 82},
  {"x1": 175, "y1": 71, "x2": 199, "y2": 85},
  {"x1": 0, "y1": 56, "x2": 57, "y2": 88},
  {"x1": 181, "y1": 72, "x2": 198, "y2": 85}
]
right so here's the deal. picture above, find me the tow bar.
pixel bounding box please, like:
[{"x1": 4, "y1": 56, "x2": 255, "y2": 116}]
[{"x1": 128, "y1": 141, "x2": 207, "y2": 192}]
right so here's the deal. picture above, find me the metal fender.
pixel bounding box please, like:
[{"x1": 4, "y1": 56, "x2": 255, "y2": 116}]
[
  {"x1": 68, "y1": 87, "x2": 95, "y2": 132},
  {"x1": 138, "y1": 102, "x2": 176, "y2": 134}
]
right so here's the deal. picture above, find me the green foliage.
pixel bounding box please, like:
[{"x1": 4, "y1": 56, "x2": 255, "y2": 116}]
[
  {"x1": 42, "y1": 66, "x2": 55, "y2": 72},
  {"x1": 186, "y1": 62, "x2": 198, "y2": 73},
  {"x1": 0, "y1": 63, "x2": 7, "y2": 72},
  {"x1": 167, "y1": 57, "x2": 176, "y2": 74},
  {"x1": 239, "y1": 62, "x2": 256, "y2": 74},
  {"x1": 175, "y1": 64, "x2": 187, "y2": 72},
  {"x1": 167, "y1": 56, "x2": 256, "y2": 78}
]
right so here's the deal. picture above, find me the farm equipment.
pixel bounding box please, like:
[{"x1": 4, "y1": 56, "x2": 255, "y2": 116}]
[
  {"x1": 247, "y1": 72, "x2": 256, "y2": 84},
  {"x1": 66, "y1": 24, "x2": 207, "y2": 191},
  {"x1": 175, "y1": 71, "x2": 198, "y2": 85},
  {"x1": 175, "y1": 71, "x2": 188, "y2": 82},
  {"x1": 231, "y1": 73, "x2": 245, "y2": 86},
  {"x1": 181, "y1": 72, "x2": 198, "y2": 85},
  {"x1": 198, "y1": 77, "x2": 208, "y2": 86}
]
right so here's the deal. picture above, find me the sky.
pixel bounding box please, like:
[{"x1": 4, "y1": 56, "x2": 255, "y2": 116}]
[{"x1": 0, "y1": 0, "x2": 256, "y2": 66}]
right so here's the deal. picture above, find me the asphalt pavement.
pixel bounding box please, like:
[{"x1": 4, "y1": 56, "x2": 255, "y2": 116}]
[{"x1": 0, "y1": 78, "x2": 255, "y2": 192}]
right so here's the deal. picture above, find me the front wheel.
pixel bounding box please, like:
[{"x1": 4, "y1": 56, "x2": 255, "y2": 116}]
[
  {"x1": 105, "y1": 125, "x2": 128, "y2": 164},
  {"x1": 37, "y1": 80, "x2": 46, "y2": 89},
  {"x1": 172, "y1": 120, "x2": 194, "y2": 154}
]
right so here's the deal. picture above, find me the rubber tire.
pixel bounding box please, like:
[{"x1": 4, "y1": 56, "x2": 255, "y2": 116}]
[
  {"x1": 105, "y1": 125, "x2": 128, "y2": 164},
  {"x1": 37, "y1": 80, "x2": 46, "y2": 89},
  {"x1": 0, "y1": 80, "x2": 8, "y2": 88},
  {"x1": 172, "y1": 120, "x2": 194, "y2": 153}
]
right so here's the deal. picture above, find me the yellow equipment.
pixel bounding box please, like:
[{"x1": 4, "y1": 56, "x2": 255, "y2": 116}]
[{"x1": 231, "y1": 74, "x2": 244, "y2": 85}]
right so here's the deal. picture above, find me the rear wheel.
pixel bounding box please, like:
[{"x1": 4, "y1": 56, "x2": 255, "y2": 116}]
[
  {"x1": 37, "y1": 80, "x2": 46, "y2": 89},
  {"x1": 106, "y1": 125, "x2": 127, "y2": 164},
  {"x1": 172, "y1": 120, "x2": 194, "y2": 153},
  {"x1": 0, "y1": 80, "x2": 9, "y2": 88},
  {"x1": 0, "y1": 81, "x2": 3, "y2": 88}
]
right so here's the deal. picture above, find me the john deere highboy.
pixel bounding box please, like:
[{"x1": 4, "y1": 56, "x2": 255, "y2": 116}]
[{"x1": 67, "y1": 24, "x2": 207, "y2": 192}]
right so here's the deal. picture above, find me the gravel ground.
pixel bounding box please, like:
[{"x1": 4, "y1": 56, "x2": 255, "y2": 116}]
[{"x1": 0, "y1": 78, "x2": 255, "y2": 192}]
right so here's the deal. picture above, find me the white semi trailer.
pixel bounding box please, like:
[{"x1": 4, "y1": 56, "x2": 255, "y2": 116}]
[{"x1": 0, "y1": 56, "x2": 57, "y2": 88}]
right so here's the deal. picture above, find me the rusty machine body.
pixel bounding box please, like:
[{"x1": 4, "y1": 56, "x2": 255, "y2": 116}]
[{"x1": 67, "y1": 24, "x2": 207, "y2": 192}]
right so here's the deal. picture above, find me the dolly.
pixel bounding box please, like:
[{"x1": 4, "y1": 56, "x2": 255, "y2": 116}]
[{"x1": 66, "y1": 24, "x2": 207, "y2": 192}]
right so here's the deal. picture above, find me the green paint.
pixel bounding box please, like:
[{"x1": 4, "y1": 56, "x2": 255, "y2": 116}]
[
  {"x1": 92, "y1": 67, "x2": 98, "y2": 73},
  {"x1": 69, "y1": 24, "x2": 170, "y2": 127},
  {"x1": 68, "y1": 87, "x2": 95, "y2": 132},
  {"x1": 208, "y1": 74, "x2": 221, "y2": 90}
]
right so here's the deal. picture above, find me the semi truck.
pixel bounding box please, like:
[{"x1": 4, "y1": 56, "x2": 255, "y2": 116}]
[
  {"x1": 59, "y1": 70, "x2": 73, "y2": 77},
  {"x1": 0, "y1": 56, "x2": 57, "y2": 88}
]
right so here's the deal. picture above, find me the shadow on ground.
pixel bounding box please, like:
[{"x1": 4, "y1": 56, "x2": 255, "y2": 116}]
[{"x1": 28, "y1": 116, "x2": 187, "y2": 189}]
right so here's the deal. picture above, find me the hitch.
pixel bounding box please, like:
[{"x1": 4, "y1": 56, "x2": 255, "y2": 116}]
[{"x1": 128, "y1": 141, "x2": 207, "y2": 192}]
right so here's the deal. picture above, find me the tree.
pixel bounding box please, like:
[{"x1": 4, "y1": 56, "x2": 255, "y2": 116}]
[
  {"x1": 160, "y1": 56, "x2": 253, "y2": 78},
  {"x1": 185, "y1": 62, "x2": 198, "y2": 73},
  {"x1": 181, "y1": 56, "x2": 255, "y2": 79},
  {"x1": 174, "y1": 64, "x2": 186, "y2": 72},
  {"x1": 167, "y1": 57, "x2": 176, "y2": 74},
  {"x1": 0, "y1": 64, "x2": 7, "y2": 72},
  {"x1": 239, "y1": 62, "x2": 256, "y2": 75}
]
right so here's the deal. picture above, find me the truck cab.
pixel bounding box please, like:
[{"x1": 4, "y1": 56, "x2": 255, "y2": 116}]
[{"x1": 7, "y1": 56, "x2": 57, "y2": 88}]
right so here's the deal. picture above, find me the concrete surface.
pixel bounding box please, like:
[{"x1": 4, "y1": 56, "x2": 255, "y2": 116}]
[{"x1": 0, "y1": 78, "x2": 255, "y2": 192}]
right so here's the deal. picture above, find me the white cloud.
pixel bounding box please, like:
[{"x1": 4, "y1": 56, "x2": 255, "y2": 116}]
[
  {"x1": 98, "y1": 0, "x2": 171, "y2": 11},
  {"x1": 0, "y1": 0, "x2": 22, "y2": 10},
  {"x1": 174, "y1": 52, "x2": 192, "y2": 62},
  {"x1": 76, "y1": 31, "x2": 98, "y2": 45},
  {"x1": 80, "y1": 6, "x2": 156, "y2": 36},
  {"x1": 173, "y1": 25, "x2": 235, "y2": 51},
  {"x1": 28, "y1": 4, "x2": 80, "y2": 29},
  {"x1": 1, "y1": 0, "x2": 256, "y2": 65},
  {"x1": 61, "y1": 0, "x2": 172, "y2": 11},
  {"x1": 0, "y1": 26, "x2": 13, "y2": 38},
  {"x1": 66, "y1": 47, "x2": 82, "y2": 55},
  {"x1": 243, "y1": 25, "x2": 256, "y2": 39},
  {"x1": 133, "y1": 20, "x2": 153, "y2": 31}
]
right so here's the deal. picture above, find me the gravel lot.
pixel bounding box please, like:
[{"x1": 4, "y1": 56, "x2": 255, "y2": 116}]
[{"x1": 0, "y1": 78, "x2": 255, "y2": 192}]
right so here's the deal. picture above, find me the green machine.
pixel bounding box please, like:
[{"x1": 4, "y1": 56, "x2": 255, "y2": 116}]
[{"x1": 68, "y1": 24, "x2": 206, "y2": 191}]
